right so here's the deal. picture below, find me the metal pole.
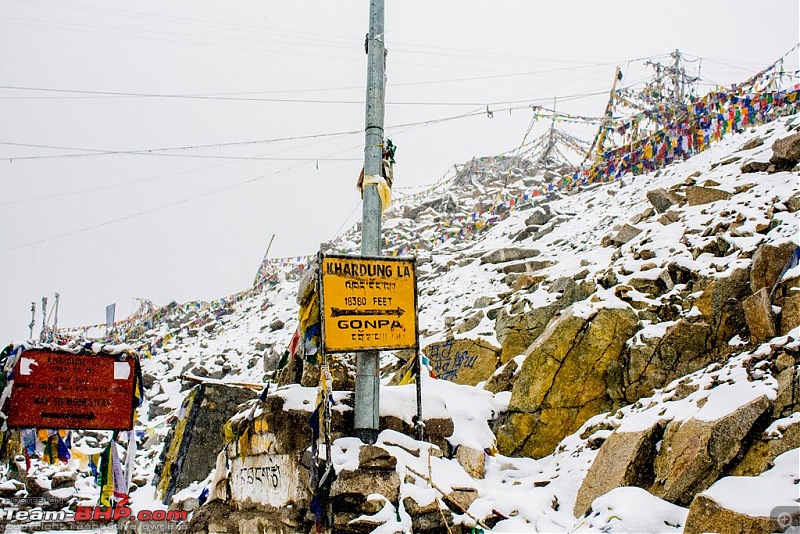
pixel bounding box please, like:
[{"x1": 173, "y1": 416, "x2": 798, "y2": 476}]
[
  {"x1": 28, "y1": 302, "x2": 35, "y2": 339},
  {"x1": 354, "y1": 0, "x2": 385, "y2": 445},
  {"x1": 52, "y1": 293, "x2": 60, "y2": 342},
  {"x1": 414, "y1": 352, "x2": 423, "y2": 441},
  {"x1": 40, "y1": 296, "x2": 47, "y2": 342}
]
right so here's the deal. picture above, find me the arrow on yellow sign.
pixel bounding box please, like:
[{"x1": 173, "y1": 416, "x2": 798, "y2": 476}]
[{"x1": 330, "y1": 307, "x2": 405, "y2": 318}]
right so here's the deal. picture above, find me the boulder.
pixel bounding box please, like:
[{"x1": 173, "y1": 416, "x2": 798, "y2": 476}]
[
  {"x1": 402, "y1": 495, "x2": 439, "y2": 516},
  {"x1": 742, "y1": 287, "x2": 777, "y2": 342},
  {"x1": 499, "y1": 259, "x2": 556, "y2": 275},
  {"x1": 740, "y1": 161, "x2": 770, "y2": 173},
  {"x1": 730, "y1": 418, "x2": 800, "y2": 476},
  {"x1": 693, "y1": 267, "x2": 751, "y2": 348},
  {"x1": 750, "y1": 242, "x2": 797, "y2": 293},
  {"x1": 358, "y1": 445, "x2": 397, "y2": 471},
  {"x1": 497, "y1": 279, "x2": 594, "y2": 364},
  {"x1": 627, "y1": 270, "x2": 674, "y2": 298},
  {"x1": 480, "y1": 248, "x2": 540, "y2": 264},
  {"x1": 484, "y1": 358, "x2": 518, "y2": 393},
  {"x1": 607, "y1": 224, "x2": 642, "y2": 247},
  {"x1": 780, "y1": 292, "x2": 800, "y2": 334},
  {"x1": 773, "y1": 365, "x2": 800, "y2": 417},
  {"x1": 455, "y1": 310, "x2": 484, "y2": 334},
  {"x1": 455, "y1": 445, "x2": 485, "y2": 479},
  {"x1": 525, "y1": 206, "x2": 555, "y2": 227},
  {"x1": 658, "y1": 210, "x2": 681, "y2": 225},
  {"x1": 330, "y1": 469, "x2": 401, "y2": 509},
  {"x1": 422, "y1": 338, "x2": 500, "y2": 385},
  {"x1": 50, "y1": 471, "x2": 77, "y2": 490},
  {"x1": 787, "y1": 191, "x2": 800, "y2": 213},
  {"x1": 739, "y1": 137, "x2": 764, "y2": 151},
  {"x1": 496, "y1": 306, "x2": 639, "y2": 458},
  {"x1": 381, "y1": 415, "x2": 452, "y2": 455},
  {"x1": 650, "y1": 395, "x2": 772, "y2": 506},
  {"x1": 684, "y1": 449, "x2": 800, "y2": 534},
  {"x1": 496, "y1": 305, "x2": 558, "y2": 364},
  {"x1": 0, "y1": 480, "x2": 24, "y2": 499},
  {"x1": 442, "y1": 487, "x2": 479, "y2": 514},
  {"x1": 155, "y1": 383, "x2": 258, "y2": 505},
  {"x1": 646, "y1": 188, "x2": 682, "y2": 213},
  {"x1": 508, "y1": 273, "x2": 547, "y2": 291},
  {"x1": 621, "y1": 319, "x2": 712, "y2": 403},
  {"x1": 333, "y1": 512, "x2": 388, "y2": 534},
  {"x1": 685, "y1": 186, "x2": 732, "y2": 206},
  {"x1": 573, "y1": 421, "x2": 664, "y2": 516},
  {"x1": 771, "y1": 132, "x2": 800, "y2": 161}
]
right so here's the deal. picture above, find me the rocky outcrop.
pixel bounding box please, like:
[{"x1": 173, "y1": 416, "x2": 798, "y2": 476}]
[
  {"x1": 573, "y1": 421, "x2": 665, "y2": 516},
  {"x1": 496, "y1": 278, "x2": 595, "y2": 364},
  {"x1": 483, "y1": 358, "x2": 518, "y2": 393},
  {"x1": 650, "y1": 395, "x2": 772, "y2": 506},
  {"x1": 480, "y1": 247, "x2": 540, "y2": 264},
  {"x1": 693, "y1": 267, "x2": 751, "y2": 348},
  {"x1": 742, "y1": 287, "x2": 777, "y2": 342},
  {"x1": 769, "y1": 131, "x2": 800, "y2": 171},
  {"x1": 684, "y1": 449, "x2": 800, "y2": 534},
  {"x1": 685, "y1": 186, "x2": 732, "y2": 206},
  {"x1": 603, "y1": 224, "x2": 642, "y2": 247},
  {"x1": 495, "y1": 306, "x2": 638, "y2": 458},
  {"x1": 750, "y1": 242, "x2": 797, "y2": 294},
  {"x1": 620, "y1": 318, "x2": 712, "y2": 403},
  {"x1": 741, "y1": 161, "x2": 770, "y2": 173},
  {"x1": 730, "y1": 417, "x2": 800, "y2": 476},
  {"x1": 496, "y1": 304, "x2": 558, "y2": 364},
  {"x1": 422, "y1": 338, "x2": 500, "y2": 385},
  {"x1": 646, "y1": 188, "x2": 682, "y2": 213}
]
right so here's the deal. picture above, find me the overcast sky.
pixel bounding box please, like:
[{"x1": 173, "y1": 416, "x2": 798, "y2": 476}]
[{"x1": 1, "y1": 0, "x2": 797, "y2": 342}]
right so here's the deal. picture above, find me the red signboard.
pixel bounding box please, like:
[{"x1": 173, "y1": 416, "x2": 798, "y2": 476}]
[{"x1": 7, "y1": 350, "x2": 136, "y2": 430}]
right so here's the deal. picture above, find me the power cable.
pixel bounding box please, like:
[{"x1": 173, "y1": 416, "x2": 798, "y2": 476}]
[
  {"x1": 1, "y1": 129, "x2": 356, "y2": 206},
  {"x1": 0, "y1": 83, "x2": 609, "y2": 107},
  {"x1": 0, "y1": 144, "x2": 360, "y2": 254},
  {"x1": 0, "y1": 86, "x2": 621, "y2": 163}
]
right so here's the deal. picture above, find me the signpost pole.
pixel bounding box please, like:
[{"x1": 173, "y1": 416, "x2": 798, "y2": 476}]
[{"x1": 355, "y1": 0, "x2": 386, "y2": 444}]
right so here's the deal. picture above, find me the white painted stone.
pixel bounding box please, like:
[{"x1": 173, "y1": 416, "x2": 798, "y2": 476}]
[{"x1": 229, "y1": 453, "x2": 303, "y2": 508}]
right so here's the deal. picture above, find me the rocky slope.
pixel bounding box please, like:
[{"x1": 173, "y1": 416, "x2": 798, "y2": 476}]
[{"x1": 2, "y1": 114, "x2": 799, "y2": 533}]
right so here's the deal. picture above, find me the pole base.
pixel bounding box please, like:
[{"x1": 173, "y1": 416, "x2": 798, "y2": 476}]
[{"x1": 354, "y1": 428, "x2": 379, "y2": 445}]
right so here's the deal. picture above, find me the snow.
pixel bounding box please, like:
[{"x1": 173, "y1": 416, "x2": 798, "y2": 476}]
[
  {"x1": 767, "y1": 412, "x2": 800, "y2": 437},
  {"x1": 572, "y1": 486, "x2": 688, "y2": 533},
  {"x1": 701, "y1": 448, "x2": 800, "y2": 517},
  {"x1": 132, "y1": 114, "x2": 799, "y2": 530},
  {"x1": 8, "y1": 112, "x2": 799, "y2": 533}
]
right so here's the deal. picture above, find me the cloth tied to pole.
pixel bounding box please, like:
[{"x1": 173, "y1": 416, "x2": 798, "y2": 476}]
[{"x1": 360, "y1": 174, "x2": 392, "y2": 213}]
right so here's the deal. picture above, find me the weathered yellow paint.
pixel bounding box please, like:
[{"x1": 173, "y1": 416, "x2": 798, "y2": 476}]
[{"x1": 321, "y1": 256, "x2": 417, "y2": 352}]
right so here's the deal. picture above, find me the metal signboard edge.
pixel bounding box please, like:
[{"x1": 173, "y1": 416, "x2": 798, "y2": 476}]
[{"x1": 317, "y1": 250, "x2": 326, "y2": 360}]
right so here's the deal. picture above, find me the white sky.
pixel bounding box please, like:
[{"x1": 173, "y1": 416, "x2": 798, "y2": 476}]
[{"x1": 0, "y1": 0, "x2": 797, "y2": 342}]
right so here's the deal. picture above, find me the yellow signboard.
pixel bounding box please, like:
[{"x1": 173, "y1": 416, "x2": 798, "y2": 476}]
[{"x1": 320, "y1": 255, "x2": 417, "y2": 353}]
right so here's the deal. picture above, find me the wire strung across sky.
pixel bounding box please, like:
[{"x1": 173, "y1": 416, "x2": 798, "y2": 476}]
[
  {"x1": 0, "y1": 85, "x2": 625, "y2": 163},
  {"x1": 3, "y1": 46, "x2": 795, "y2": 252}
]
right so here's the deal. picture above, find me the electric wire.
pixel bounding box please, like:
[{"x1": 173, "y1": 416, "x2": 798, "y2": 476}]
[
  {"x1": 0, "y1": 85, "x2": 622, "y2": 163},
  {"x1": 0, "y1": 144, "x2": 361, "y2": 254}
]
